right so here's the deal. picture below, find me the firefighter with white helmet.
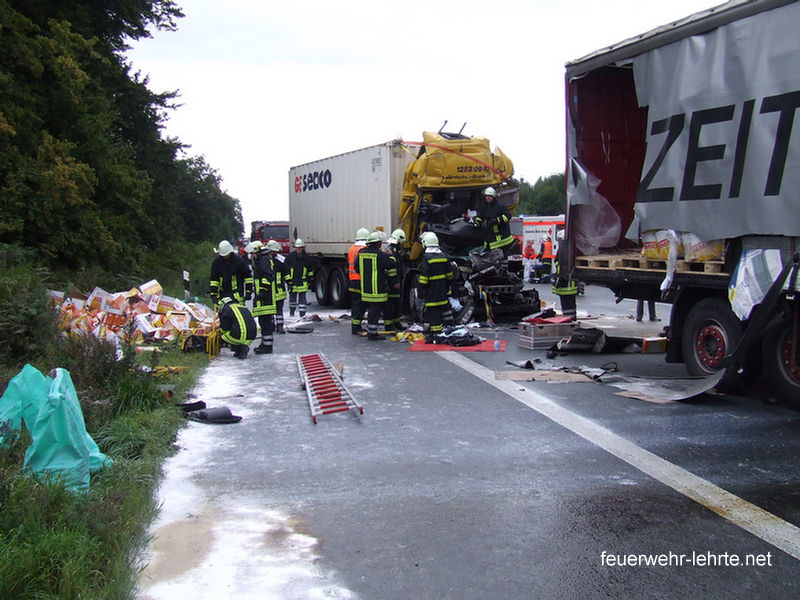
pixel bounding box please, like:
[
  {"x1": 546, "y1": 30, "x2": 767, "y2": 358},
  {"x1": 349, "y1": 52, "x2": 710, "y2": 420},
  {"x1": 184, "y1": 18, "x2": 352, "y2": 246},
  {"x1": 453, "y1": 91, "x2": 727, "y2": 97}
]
[
  {"x1": 474, "y1": 186, "x2": 518, "y2": 255},
  {"x1": 384, "y1": 228, "x2": 407, "y2": 332},
  {"x1": 285, "y1": 238, "x2": 314, "y2": 317},
  {"x1": 347, "y1": 228, "x2": 370, "y2": 334},
  {"x1": 265, "y1": 239, "x2": 288, "y2": 333},
  {"x1": 417, "y1": 231, "x2": 455, "y2": 340},
  {"x1": 249, "y1": 239, "x2": 278, "y2": 353},
  {"x1": 355, "y1": 231, "x2": 397, "y2": 340},
  {"x1": 210, "y1": 239, "x2": 253, "y2": 308}
]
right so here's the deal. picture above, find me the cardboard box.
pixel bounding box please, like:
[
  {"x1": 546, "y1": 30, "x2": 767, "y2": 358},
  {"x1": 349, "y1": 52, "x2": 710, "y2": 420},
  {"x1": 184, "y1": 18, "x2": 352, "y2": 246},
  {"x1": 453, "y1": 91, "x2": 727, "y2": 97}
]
[
  {"x1": 642, "y1": 337, "x2": 667, "y2": 353},
  {"x1": 518, "y1": 321, "x2": 579, "y2": 350},
  {"x1": 139, "y1": 279, "x2": 163, "y2": 300}
]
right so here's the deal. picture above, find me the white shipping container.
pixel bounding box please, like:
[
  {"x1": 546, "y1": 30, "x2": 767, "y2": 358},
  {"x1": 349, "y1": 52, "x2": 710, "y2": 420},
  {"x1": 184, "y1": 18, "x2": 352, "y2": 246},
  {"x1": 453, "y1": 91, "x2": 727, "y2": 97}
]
[{"x1": 288, "y1": 140, "x2": 415, "y2": 257}]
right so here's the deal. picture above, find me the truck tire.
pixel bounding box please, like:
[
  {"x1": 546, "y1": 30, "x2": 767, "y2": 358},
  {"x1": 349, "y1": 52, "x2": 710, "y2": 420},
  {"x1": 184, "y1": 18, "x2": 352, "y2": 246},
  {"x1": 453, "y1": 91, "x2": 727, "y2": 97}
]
[
  {"x1": 761, "y1": 317, "x2": 800, "y2": 409},
  {"x1": 329, "y1": 267, "x2": 350, "y2": 309},
  {"x1": 314, "y1": 266, "x2": 331, "y2": 306},
  {"x1": 681, "y1": 296, "x2": 757, "y2": 392}
]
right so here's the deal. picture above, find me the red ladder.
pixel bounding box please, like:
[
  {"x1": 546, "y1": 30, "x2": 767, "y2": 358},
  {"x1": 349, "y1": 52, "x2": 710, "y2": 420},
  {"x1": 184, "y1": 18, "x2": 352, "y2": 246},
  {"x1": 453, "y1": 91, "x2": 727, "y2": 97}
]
[{"x1": 297, "y1": 353, "x2": 363, "y2": 424}]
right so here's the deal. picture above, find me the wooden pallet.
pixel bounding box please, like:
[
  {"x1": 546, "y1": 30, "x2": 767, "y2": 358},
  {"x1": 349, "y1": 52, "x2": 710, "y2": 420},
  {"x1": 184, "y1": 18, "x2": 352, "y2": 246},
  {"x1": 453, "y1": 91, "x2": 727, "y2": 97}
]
[{"x1": 574, "y1": 252, "x2": 725, "y2": 275}]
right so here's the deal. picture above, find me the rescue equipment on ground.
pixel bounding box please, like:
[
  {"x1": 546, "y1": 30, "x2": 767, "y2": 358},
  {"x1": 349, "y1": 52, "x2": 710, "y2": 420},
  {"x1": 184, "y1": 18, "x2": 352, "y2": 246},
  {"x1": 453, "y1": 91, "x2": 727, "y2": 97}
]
[{"x1": 297, "y1": 353, "x2": 363, "y2": 424}]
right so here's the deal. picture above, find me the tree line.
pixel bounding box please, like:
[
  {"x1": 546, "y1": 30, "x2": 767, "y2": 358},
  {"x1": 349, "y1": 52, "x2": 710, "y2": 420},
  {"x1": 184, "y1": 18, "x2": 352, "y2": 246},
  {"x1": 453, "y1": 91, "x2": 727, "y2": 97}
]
[
  {"x1": 515, "y1": 173, "x2": 565, "y2": 216},
  {"x1": 0, "y1": 1, "x2": 243, "y2": 278}
]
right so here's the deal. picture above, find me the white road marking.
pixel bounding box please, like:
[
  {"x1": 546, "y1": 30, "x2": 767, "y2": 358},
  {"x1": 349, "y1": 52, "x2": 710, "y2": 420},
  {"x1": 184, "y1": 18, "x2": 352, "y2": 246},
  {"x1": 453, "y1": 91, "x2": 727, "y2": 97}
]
[{"x1": 438, "y1": 351, "x2": 800, "y2": 560}]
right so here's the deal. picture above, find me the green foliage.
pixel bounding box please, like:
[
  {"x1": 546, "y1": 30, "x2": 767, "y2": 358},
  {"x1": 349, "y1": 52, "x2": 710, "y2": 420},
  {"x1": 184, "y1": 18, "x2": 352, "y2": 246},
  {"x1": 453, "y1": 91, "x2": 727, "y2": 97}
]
[
  {"x1": 516, "y1": 172, "x2": 566, "y2": 216},
  {"x1": 0, "y1": 332, "x2": 203, "y2": 600},
  {"x1": 0, "y1": 246, "x2": 58, "y2": 369},
  {"x1": 0, "y1": 3, "x2": 233, "y2": 597},
  {"x1": 0, "y1": 1, "x2": 243, "y2": 277}
]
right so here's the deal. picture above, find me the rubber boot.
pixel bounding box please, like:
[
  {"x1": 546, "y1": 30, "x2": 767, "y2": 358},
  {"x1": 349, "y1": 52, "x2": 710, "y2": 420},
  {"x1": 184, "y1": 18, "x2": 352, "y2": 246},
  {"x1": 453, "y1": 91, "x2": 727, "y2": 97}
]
[{"x1": 254, "y1": 344, "x2": 272, "y2": 354}]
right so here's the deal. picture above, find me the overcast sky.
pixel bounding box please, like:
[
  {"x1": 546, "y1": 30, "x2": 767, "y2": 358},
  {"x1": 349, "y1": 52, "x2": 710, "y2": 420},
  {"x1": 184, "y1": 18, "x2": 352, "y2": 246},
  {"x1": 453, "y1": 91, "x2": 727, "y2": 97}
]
[{"x1": 125, "y1": 0, "x2": 722, "y2": 230}]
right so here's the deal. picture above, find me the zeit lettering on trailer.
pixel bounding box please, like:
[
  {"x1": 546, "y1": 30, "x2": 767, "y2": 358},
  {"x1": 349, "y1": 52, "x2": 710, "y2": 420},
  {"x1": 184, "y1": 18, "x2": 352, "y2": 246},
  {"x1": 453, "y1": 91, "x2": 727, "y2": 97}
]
[{"x1": 638, "y1": 90, "x2": 800, "y2": 202}]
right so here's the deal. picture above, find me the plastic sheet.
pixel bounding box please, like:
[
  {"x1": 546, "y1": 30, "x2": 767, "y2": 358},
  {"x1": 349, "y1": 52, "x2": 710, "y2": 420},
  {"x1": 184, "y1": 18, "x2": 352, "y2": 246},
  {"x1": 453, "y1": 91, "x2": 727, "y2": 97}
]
[
  {"x1": 0, "y1": 364, "x2": 112, "y2": 492},
  {"x1": 568, "y1": 161, "x2": 621, "y2": 255}
]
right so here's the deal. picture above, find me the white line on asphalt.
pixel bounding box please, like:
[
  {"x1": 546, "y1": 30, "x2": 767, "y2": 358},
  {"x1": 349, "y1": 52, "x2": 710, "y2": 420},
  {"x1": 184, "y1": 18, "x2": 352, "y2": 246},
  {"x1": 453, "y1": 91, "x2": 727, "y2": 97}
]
[{"x1": 438, "y1": 351, "x2": 800, "y2": 560}]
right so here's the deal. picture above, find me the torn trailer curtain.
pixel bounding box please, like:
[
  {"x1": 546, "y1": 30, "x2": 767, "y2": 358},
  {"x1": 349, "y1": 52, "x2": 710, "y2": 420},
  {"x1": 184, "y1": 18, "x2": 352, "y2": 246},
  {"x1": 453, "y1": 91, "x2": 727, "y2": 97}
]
[{"x1": 565, "y1": 0, "x2": 800, "y2": 246}]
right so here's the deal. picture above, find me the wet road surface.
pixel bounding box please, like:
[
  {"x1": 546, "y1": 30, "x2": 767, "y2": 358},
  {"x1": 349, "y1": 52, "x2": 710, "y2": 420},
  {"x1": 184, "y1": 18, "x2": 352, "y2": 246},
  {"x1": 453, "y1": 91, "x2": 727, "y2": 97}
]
[{"x1": 138, "y1": 284, "x2": 800, "y2": 600}]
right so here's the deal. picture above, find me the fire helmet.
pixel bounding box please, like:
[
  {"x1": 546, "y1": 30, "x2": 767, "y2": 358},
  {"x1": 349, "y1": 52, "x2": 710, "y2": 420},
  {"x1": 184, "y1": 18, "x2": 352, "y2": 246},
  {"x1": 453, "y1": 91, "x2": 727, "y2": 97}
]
[
  {"x1": 421, "y1": 231, "x2": 439, "y2": 247},
  {"x1": 217, "y1": 240, "x2": 234, "y2": 256}
]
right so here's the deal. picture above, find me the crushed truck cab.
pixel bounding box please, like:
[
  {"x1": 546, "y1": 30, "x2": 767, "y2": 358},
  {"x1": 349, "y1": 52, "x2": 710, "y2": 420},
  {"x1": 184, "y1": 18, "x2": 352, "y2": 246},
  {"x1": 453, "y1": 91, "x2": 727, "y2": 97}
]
[{"x1": 288, "y1": 130, "x2": 540, "y2": 323}]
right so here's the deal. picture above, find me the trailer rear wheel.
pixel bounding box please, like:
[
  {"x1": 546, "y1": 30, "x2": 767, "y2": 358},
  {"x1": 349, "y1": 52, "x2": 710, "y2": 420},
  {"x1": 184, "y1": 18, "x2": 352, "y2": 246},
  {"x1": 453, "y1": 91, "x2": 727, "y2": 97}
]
[
  {"x1": 313, "y1": 266, "x2": 331, "y2": 306},
  {"x1": 681, "y1": 297, "x2": 758, "y2": 392},
  {"x1": 761, "y1": 317, "x2": 800, "y2": 409},
  {"x1": 329, "y1": 267, "x2": 349, "y2": 309}
]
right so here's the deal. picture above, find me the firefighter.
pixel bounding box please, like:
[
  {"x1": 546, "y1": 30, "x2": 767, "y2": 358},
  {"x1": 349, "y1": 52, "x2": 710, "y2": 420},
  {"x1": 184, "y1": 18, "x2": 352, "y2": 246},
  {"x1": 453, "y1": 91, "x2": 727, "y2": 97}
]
[
  {"x1": 265, "y1": 240, "x2": 288, "y2": 333},
  {"x1": 218, "y1": 297, "x2": 257, "y2": 359},
  {"x1": 417, "y1": 232, "x2": 455, "y2": 340},
  {"x1": 210, "y1": 240, "x2": 253, "y2": 307},
  {"x1": 249, "y1": 241, "x2": 278, "y2": 354},
  {"x1": 552, "y1": 231, "x2": 578, "y2": 320},
  {"x1": 538, "y1": 235, "x2": 554, "y2": 277},
  {"x1": 347, "y1": 228, "x2": 369, "y2": 335},
  {"x1": 474, "y1": 187, "x2": 519, "y2": 256},
  {"x1": 285, "y1": 238, "x2": 314, "y2": 318},
  {"x1": 383, "y1": 228, "x2": 407, "y2": 333},
  {"x1": 355, "y1": 231, "x2": 397, "y2": 340}
]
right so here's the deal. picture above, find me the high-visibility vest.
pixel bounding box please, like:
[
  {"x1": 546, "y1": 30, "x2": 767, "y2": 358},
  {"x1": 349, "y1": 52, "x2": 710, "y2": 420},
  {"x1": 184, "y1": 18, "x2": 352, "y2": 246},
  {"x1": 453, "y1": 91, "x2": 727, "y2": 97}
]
[
  {"x1": 541, "y1": 240, "x2": 554, "y2": 260},
  {"x1": 348, "y1": 242, "x2": 365, "y2": 281}
]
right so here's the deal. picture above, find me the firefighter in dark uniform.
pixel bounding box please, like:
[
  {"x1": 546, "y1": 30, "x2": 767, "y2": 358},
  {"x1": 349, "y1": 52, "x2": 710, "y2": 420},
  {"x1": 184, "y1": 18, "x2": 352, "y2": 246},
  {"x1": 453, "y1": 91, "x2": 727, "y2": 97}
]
[
  {"x1": 285, "y1": 238, "x2": 314, "y2": 317},
  {"x1": 248, "y1": 241, "x2": 277, "y2": 354},
  {"x1": 218, "y1": 297, "x2": 257, "y2": 359},
  {"x1": 210, "y1": 239, "x2": 253, "y2": 307},
  {"x1": 383, "y1": 228, "x2": 407, "y2": 333},
  {"x1": 474, "y1": 186, "x2": 519, "y2": 256},
  {"x1": 265, "y1": 240, "x2": 288, "y2": 333},
  {"x1": 417, "y1": 232, "x2": 455, "y2": 340},
  {"x1": 347, "y1": 228, "x2": 369, "y2": 334},
  {"x1": 552, "y1": 231, "x2": 578, "y2": 320},
  {"x1": 355, "y1": 231, "x2": 397, "y2": 340}
]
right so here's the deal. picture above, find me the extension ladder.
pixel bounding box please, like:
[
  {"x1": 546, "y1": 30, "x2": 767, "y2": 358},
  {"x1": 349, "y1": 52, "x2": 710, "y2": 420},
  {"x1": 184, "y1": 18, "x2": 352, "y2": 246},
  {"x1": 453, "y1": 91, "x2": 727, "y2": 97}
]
[{"x1": 297, "y1": 353, "x2": 363, "y2": 424}]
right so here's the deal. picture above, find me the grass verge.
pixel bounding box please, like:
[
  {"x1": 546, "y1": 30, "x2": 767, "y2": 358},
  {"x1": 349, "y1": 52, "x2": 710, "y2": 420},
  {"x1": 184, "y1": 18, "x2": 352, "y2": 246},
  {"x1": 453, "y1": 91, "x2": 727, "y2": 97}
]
[{"x1": 0, "y1": 282, "x2": 212, "y2": 599}]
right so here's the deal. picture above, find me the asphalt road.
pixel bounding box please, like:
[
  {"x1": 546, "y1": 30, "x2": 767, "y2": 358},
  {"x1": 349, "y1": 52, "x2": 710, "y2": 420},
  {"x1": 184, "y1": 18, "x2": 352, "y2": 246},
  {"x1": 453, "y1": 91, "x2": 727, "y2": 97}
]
[{"x1": 137, "y1": 284, "x2": 800, "y2": 600}]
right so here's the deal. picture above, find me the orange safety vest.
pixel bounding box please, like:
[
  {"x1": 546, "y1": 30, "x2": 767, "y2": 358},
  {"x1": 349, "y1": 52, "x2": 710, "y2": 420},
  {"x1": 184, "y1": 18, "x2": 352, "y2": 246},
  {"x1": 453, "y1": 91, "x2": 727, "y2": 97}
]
[
  {"x1": 541, "y1": 239, "x2": 554, "y2": 260},
  {"x1": 348, "y1": 243, "x2": 365, "y2": 281}
]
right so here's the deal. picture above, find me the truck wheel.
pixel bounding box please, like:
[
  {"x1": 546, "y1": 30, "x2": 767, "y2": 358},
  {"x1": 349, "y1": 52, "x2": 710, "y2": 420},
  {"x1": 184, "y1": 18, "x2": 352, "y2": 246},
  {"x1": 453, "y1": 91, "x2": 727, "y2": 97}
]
[
  {"x1": 761, "y1": 317, "x2": 800, "y2": 408},
  {"x1": 329, "y1": 267, "x2": 350, "y2": 309},
  {"x1": 681, "y1": 296, "x2": 756, "y2": 392},
  {"x1": 314, "y1": 266, "x2": 331, "y2": 305}
]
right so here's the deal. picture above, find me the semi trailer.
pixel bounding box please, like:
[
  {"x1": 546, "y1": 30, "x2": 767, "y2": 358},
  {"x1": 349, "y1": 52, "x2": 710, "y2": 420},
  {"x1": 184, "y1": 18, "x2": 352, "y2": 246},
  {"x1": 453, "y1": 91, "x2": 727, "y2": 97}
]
[{"x1": 564, "y1": 0, "x2": 800, "y2": 404}]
